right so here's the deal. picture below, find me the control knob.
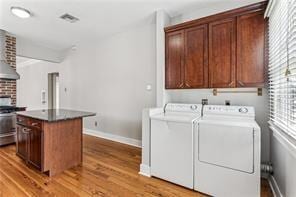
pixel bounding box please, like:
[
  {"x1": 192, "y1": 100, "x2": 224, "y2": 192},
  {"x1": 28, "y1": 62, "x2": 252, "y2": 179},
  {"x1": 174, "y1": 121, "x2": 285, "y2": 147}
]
[
  {"x1": 190, "y1": 105, "x2": 198, "y2": 110},
  {"x1": 239, "y1": 107, "x2": 248, "y2": 113}
]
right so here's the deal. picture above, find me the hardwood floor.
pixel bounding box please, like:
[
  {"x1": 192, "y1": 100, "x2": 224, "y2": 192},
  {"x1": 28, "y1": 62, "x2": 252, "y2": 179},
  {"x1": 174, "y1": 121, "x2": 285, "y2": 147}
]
[{"x1": 0, "y1": 134, "x2": 273, "y2": 196}]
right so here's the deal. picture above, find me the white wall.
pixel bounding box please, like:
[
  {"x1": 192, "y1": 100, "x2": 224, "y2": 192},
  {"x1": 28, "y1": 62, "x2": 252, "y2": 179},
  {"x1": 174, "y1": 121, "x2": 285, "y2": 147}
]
[
  {"x1": 16, "y1": 59, "x2": 71, "y2": 110},
  {"x1": 270, "y1": 127, "x2": 296, "y2": 197},
  {"x1": 156, "y1": 10, "x2": 170, "y2": 107},
  {"x1": 140, "y1": 10, "x2": 171, "y2": 174},
  {"x1": 67, "y1": 24, "x2": 156, "y2": 140},
  {"x1": 17, "y1": 23, "x2": 156, "y2": 141}
]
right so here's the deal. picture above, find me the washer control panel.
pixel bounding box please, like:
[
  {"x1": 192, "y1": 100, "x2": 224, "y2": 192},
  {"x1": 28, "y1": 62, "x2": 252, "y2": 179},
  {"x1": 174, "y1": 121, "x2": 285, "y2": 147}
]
[
  {"x1": 203, "y1": 105, "x2": 254, "y2": 117},
  {"x1": 239, "y1": 107, "x2": 249, "y2": 113},
  {"x1": 165, "y1": 103, "x2": 202, "y2": 113}
]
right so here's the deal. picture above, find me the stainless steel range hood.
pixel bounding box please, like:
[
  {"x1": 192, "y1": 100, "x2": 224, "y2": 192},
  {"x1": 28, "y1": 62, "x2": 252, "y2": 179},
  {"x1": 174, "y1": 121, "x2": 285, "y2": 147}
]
[{"x1": 0, "y1": 29, "x2": 20, "y2": 80}]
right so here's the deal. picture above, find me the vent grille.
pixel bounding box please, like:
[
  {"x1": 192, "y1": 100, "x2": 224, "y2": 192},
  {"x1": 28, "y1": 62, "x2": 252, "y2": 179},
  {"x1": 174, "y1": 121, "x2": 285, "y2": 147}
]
[{"x1": 60, "y1": 13, "x2": 79, "y2": 23}]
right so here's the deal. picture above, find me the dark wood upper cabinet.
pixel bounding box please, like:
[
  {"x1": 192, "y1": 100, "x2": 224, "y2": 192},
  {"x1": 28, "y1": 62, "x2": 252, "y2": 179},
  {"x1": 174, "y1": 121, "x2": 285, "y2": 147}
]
[
  {"x1": 165, "y1": 30, "x2": 184, "y2": 89},
  {"x1": 209, "y1": 18, "x2": 236, "y2": 88},
  {"x1": 237, "y1": 11, "x2": 266, "y2": 87},
  {"x1": 184, "y1": 25, "x2": 208, "y2": 88},
  {"x1": 164, "y1": 1, "x2": 267, "y2": 89}
]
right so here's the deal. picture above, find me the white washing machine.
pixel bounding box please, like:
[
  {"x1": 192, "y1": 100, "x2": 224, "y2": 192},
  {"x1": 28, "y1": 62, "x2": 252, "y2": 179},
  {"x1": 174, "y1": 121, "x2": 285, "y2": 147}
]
[
  {"x1": 150, "y1": 103, "x2": 202, "y2": 189},
  {"x1": 195, "y1": 105, "x2": 261, "y2": 197}
]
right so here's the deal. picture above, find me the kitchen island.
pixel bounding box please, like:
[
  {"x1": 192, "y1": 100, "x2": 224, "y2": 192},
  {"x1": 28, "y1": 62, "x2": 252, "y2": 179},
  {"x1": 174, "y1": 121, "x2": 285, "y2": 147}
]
[{"x1": 16, "y1": 109, "x2": 95, "y2": 176}]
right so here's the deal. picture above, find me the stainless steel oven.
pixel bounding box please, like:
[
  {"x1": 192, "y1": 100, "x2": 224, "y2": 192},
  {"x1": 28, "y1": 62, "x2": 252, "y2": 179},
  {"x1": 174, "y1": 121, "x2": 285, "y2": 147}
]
[
  {"x1": 0, "y1": 113, "x2": 16, "y2": 146},
  {"x1": 0, "y1": 96, "x2": 17, "y2": 146},
  {"x1": 0, "y1": 113, "x2": 16, "y2": 132}
]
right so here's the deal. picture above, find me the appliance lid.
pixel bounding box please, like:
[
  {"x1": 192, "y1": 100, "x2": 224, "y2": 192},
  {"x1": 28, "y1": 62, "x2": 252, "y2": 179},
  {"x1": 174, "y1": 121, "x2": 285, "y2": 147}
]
[
  {"x1": 0, "y1": 29, "x2": 20, "y2": 80},
  {"x1": 199, "y1": 119, "x2": 259, "y2": 129},
  {"x1": 165, "y1": 103, "x2": 202, "y2": 114},
  {"x1": 151, "y1": 113, "x2": 200, "y2": 123}
]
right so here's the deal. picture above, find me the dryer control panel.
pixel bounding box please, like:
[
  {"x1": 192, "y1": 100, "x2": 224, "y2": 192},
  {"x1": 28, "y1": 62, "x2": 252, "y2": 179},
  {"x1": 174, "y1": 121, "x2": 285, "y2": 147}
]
[
  {"x1": 165, "y1": 103, "x2": 202, "y2": 114},
  {"x1": 203, "y1": 105, "x2": 255, "y2": 117}
]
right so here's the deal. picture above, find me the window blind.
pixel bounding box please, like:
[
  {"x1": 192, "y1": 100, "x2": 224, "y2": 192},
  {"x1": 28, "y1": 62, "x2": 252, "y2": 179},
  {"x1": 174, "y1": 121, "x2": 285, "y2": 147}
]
[{"x1": 269, "y1": 0, "x2": 296, "y2": 139}]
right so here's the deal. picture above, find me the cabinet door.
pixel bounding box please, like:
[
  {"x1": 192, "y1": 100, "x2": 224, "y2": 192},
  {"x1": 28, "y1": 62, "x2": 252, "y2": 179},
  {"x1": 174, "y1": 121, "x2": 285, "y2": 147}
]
[
  {"x1": 184, "y1": 25, "x2": 208, "y2": 88},
  {"x1": 16, "y1": 125, "x2": 29, "y2": 162},
  {"x1": 28, "y1": 128, "x2": 42, "y2": 169},
  {"x1": 209, "y1": 18, "x2": 236, "y2": 88},
  {"x1": 237, "y1": 11, "x2": 266, "y2": 87},
  {"x1": 165, "y1": 30, "x2": 184, "y2": 89}
]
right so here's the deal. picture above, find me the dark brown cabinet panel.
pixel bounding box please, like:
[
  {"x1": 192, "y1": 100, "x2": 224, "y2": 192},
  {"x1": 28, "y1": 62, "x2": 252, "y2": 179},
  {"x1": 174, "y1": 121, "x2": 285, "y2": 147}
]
[
  {"x1": 164, "y1": 2, "x2": 267, "y2": 89},
  {"x1": 184, "y1": 25, "x2": 208, "y2": 88},
  {"x1": 28, "y1": 128, "x2": 42, "y2": 169},
  {"x1": 16, "y1": 125, "x2": 29, "y2": 162},
  {"x1": 165, "y1": 30, "x2": 184, "y2": 89},
  {"x1": 209, "y1": 18, "x2": 236, "y2": 88},
  {"x1": 237, "y1": 11, "x2": 266, "y2": 87},
  {"x1": 16, "y1": 118, "x2": 42, "y2": 170}
]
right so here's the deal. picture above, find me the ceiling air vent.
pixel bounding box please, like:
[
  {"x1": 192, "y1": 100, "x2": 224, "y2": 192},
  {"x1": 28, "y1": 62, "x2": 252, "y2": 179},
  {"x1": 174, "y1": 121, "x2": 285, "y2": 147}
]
[{"x1": 60, "y1": 13, "x2": 79, "y2": 23}]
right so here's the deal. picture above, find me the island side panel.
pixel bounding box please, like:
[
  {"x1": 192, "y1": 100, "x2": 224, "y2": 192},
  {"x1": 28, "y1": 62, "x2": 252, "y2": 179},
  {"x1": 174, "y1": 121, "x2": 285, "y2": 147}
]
[{"x1": 43, "y1": 118, "x2": 82, "y2": 176}]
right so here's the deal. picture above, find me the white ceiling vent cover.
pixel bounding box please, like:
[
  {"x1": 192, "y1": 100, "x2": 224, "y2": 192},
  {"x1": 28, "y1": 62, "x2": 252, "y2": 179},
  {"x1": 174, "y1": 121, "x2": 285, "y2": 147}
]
[{"x1": 60, "y1": 13, "x2": 79, "y2": 23}]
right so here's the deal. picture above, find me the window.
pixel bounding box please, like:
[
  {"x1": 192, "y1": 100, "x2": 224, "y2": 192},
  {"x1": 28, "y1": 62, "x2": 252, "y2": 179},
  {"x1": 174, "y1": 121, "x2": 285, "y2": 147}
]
[{"x1": 269, "y1": 0, "x2": 296, "y2": 139}]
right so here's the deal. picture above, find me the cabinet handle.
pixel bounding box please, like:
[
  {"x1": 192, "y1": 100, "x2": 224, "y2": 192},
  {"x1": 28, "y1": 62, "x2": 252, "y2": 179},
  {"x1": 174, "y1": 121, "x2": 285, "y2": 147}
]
[
  {"x1": 237, "y1": 81, "x2": 245, "y2": 87},
  {"x1": 184, "y1": 82, "x2": 191, "y2": 88},
  {"x1": 228, "y1": 81, "x2": 235, "y2": 87},
  {"x1": 31, "y1": 123, "x2": 38, "y2": 126},
  {"x1": 22, "y1": 128, "x2": 30, "y2": 134}
]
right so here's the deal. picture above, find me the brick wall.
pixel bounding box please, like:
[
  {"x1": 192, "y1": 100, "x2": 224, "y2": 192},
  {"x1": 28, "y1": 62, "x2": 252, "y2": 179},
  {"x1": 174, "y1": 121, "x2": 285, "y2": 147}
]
[{"x1": 0, "y1": 35, "x2": 16, "y2": 105}]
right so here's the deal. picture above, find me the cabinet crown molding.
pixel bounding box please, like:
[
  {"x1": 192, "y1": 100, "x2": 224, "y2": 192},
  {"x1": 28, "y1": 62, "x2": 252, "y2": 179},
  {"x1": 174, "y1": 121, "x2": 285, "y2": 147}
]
[{"x1": 165, "y1": 1, "x2": 268, "y2": 33}]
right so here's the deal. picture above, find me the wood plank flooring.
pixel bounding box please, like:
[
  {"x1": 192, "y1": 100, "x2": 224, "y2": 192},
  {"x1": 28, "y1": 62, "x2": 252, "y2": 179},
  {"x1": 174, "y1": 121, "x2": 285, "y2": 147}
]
[{"x1": 0, "y1": 134, "x2": 273, "y2": 196}]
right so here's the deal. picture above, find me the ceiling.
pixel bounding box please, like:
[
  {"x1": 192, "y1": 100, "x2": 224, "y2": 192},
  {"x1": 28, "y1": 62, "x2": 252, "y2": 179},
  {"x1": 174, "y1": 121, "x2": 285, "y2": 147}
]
[{"x1": 0, "y1": 0, "x2": 264, "y2": 51}]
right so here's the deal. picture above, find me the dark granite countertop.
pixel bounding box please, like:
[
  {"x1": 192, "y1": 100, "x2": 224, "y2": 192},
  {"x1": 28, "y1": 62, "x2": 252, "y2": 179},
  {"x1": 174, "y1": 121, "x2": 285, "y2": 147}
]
[{"x1": 16, "y1": 109, "x2": 96, "y2": 122}]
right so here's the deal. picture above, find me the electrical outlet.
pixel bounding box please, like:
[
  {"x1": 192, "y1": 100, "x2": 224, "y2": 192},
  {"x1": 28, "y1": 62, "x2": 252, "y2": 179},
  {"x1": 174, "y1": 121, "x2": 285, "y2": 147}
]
[{"x1": 95, "y1": 121, "x2": 98, "y2": 127}]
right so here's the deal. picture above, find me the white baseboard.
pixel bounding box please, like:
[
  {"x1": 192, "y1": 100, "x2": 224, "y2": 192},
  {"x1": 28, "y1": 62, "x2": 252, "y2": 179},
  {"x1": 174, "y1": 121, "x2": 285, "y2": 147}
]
[
  {"x1": 139, "y1": 164, "x2": 151, "y2": 177},
  {"x1": 268, "y1": 175, "x2": 283, "y2": 197},
  {"x1": 83, "y1": 128, "x2": 142, "y2": 148}
]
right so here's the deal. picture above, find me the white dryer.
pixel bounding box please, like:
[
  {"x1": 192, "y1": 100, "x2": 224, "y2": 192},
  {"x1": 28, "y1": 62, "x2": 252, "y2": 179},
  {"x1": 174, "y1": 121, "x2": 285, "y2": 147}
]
[
  {"x1": 195, "y1": 105, "x2": 261, "y2": 197},
  {"x1": 150, "y1": 103, "x2": 202, "y2": 189}
]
